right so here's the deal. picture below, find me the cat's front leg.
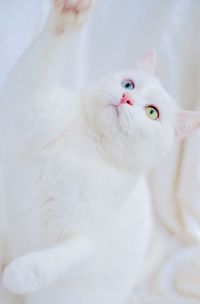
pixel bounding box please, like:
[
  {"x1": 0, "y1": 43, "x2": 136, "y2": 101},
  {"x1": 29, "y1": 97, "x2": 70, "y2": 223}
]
[
  {"x1": 3, "y1": 237, "x2": 95, "y2": 295},
  {"x1": 2, "y1": 0, "x2": 94, "y2": 99}
]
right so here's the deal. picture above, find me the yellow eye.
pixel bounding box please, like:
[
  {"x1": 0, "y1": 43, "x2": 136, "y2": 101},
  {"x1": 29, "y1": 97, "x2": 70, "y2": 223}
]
[{"x1": 145, "y1": 106, "x2": 159, "y2": 120}]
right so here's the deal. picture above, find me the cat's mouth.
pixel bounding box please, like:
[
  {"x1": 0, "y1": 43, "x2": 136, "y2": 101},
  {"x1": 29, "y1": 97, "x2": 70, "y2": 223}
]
[
  {"x1": 112, "y1": 104, "x2": 119, "y2": 115},
  {"x1": 109, "y1": 103, "x2": 133, "y2": 134},
  {"x1": 110, "y1": 104, "x2": 126, "y2": 130},
  {"x1": 109, "y1": 104, "x2": 120, "y2": 122}
]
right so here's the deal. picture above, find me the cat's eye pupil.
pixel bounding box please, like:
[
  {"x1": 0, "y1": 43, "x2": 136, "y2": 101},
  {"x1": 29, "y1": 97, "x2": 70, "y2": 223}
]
[
  {"x1": 145, "y1": 106, "x2": 159, "y2": 120},
  {"x1": 121, "y1": 79, "x2": 135, "y2": 90}
]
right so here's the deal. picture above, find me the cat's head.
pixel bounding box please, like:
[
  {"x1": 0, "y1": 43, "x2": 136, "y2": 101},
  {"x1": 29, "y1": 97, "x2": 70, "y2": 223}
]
[{"x1": 84, "y1": 50, "x2": 200, "y2": 172}]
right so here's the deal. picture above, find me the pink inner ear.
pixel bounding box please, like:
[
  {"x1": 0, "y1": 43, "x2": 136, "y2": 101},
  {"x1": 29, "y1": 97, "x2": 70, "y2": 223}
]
[
  {"x1": 175, "y1": 111, "x2": 200, "y2": 140},
  {"x1": 134, "y1": 49, "x2": 157, "y2": 74}
]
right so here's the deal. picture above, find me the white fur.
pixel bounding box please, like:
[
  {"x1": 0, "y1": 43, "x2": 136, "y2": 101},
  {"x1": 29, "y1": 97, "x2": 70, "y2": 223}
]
[{"x1": 0, "y1": 1, "x2": 199, "y2": 304}]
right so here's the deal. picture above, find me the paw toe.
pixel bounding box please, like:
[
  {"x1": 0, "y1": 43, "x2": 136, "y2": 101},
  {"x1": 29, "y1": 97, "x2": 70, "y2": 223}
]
[{"x1": 54, "y1": 0, "x2": 93, "y2": 15}]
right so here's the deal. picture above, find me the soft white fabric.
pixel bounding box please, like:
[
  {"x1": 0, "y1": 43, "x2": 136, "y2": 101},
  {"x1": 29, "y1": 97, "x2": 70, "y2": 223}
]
[{"x1": 0, "y1": 0, "x2": 200, "y2": 303}]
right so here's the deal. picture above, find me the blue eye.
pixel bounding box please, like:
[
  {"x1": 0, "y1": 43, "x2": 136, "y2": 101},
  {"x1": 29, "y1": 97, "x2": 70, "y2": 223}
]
[{"x1": 121, "y1": 79, "x2": 135, "y2": 90}]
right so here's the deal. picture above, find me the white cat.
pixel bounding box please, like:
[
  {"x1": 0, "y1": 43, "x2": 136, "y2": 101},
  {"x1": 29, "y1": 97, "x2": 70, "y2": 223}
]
[{"x1": 0, "y1": 1, "x2": 200, "y2": 304}]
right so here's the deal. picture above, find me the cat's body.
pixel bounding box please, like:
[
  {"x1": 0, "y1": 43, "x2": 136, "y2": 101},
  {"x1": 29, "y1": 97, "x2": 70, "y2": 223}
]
[
  {"x1": 0, "y1": 1, "x2": 200, "y2": 304},
  {"x1": 6, "y1": 151, "x2": 153, "y2": 304},
  {"x1": 1, "y1": 71, "x2": 153, "y2": 304}
]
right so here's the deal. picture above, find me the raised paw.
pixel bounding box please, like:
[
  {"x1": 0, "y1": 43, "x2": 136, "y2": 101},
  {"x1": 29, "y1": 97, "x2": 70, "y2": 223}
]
[
  {"x1": 54, "y1": 0, "x2": 92, "y2": 14},
  {"x1": 3, "y1": 254, "x2": 44, "y2": 295},
  {"x1": 52, "y1": 0, "x2": 94, "y2": 34}
]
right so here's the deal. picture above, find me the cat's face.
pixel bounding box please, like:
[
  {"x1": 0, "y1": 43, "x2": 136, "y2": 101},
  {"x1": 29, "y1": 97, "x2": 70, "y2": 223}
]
[{"x1": 84, "y1": 51, "x2": 200, "y2": 172}]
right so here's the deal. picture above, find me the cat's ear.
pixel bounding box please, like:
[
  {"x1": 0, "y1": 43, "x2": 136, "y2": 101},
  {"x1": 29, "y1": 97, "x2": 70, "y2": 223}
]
[
  {"x1": 175, "y1": 111, "x2": 200, "y2": 140},
  {"x1": 134, "y1": 49, "x2": 157, "y2": 74}
]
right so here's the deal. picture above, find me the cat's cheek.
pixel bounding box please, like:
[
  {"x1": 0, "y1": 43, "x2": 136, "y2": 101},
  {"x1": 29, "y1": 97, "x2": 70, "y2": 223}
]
[{"x1": 154, "y1": 127, "x2": 175, "y2": 161}]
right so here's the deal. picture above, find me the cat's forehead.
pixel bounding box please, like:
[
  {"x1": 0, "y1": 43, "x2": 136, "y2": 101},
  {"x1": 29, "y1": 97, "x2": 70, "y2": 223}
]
[{"x1": 105, "y1": 69, "x2": 159, "y2": 88}]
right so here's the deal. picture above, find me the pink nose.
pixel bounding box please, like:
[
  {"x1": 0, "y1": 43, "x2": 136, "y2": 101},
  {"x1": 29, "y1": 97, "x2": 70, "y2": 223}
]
[{"x1": 120, "y1": 93, "x2": 134, "y2": 106}]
